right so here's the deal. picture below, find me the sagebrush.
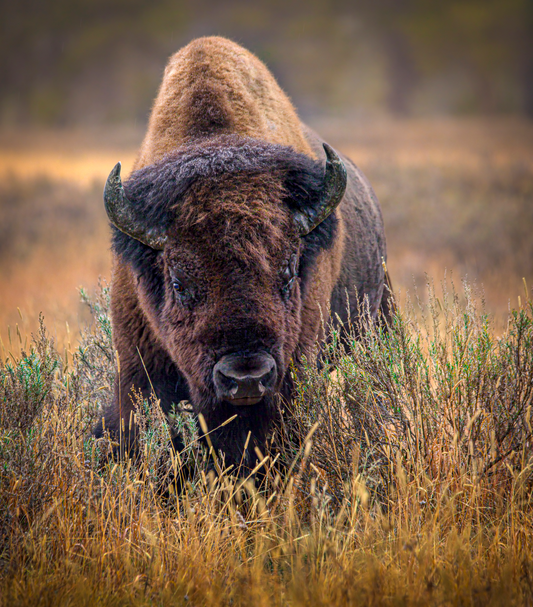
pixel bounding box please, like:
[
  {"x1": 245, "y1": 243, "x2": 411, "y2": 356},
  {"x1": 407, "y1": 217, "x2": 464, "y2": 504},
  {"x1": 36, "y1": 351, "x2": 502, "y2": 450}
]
[{"x1": 1, "y1": 278, "x2": 532, "y2": 605}]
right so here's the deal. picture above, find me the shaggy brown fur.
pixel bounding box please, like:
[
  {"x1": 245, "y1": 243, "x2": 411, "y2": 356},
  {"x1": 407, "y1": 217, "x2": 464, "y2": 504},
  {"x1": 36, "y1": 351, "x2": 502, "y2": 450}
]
[
  {"x1": 94, "y1": 37, "x2": 390, "y2": 469},
  {"x1": 135, "y1": 37, "x2": 314, "y2": 167}
]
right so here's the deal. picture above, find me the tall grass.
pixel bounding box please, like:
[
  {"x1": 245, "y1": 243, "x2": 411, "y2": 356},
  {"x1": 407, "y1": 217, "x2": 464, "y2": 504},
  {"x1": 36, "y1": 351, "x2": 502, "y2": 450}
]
[{"x1": 1, "y1": 278, "x2": 532, "y2": 605}]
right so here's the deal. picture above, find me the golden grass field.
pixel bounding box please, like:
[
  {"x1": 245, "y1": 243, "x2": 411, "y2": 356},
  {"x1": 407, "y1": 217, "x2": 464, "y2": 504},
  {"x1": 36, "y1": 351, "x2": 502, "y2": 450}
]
[{"x1": 1, "y1": 118, "x2": 533, "y2": 605}]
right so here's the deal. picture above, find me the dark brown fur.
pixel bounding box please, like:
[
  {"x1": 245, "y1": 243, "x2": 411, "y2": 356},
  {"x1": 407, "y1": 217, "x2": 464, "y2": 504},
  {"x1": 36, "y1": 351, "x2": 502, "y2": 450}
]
[{"x1": 94, "y1": 37, "x2": 390, "y2": 468}]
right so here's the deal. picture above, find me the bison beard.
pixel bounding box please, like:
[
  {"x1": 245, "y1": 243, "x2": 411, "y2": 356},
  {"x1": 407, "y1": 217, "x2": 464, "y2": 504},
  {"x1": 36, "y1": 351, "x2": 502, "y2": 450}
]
[
  {"x1": 93, "y1": 37, "x2": 390, "y2": 474},
  {"x1": 198, "y1": 392, "x2": 279, "y2": 469}
]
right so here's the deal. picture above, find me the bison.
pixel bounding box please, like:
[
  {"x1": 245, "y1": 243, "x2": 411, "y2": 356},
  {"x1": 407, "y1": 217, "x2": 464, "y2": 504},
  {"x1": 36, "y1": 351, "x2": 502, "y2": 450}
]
[{"x1": 94, "y1": 36, "x2": 391, "y2": 469}]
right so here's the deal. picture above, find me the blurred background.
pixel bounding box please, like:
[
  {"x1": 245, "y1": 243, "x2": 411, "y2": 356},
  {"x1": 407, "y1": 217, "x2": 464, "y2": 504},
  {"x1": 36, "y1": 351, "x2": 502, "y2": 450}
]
[{"x1": 0, "y1": 0, "x2": 532, "y2": 347}]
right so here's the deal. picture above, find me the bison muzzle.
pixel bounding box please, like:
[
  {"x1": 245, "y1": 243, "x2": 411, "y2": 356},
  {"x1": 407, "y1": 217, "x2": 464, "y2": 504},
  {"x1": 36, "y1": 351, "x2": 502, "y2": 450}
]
[{"x1": 93, "y1": 36, "x2": 392, "y2": 470}]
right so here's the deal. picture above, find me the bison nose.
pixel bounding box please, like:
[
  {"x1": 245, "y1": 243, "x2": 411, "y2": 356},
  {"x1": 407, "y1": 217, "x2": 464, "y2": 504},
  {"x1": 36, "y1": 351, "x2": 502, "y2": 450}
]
[{"x1": 213, "y1": 352, "x2": 277, "y2": 406}]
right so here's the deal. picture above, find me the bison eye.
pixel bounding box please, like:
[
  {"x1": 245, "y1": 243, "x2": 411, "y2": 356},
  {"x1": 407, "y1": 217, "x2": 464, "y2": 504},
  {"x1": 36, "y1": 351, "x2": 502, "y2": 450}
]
[
  {"x1": 173, "y1": 279, "x2": 185, "y2": 293},
  {"x1": 171, "y1": 273, "x2": 195, "y2": 307},
  {"x1": 280, "y1": 253, "x2": 298, "y2": 300}
]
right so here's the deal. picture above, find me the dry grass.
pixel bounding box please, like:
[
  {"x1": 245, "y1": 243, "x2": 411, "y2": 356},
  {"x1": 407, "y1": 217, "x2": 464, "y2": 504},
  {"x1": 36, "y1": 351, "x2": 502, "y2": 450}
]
[
  {"x1": 0, "y1": 118, "x2": 532, "y2": 603},
  {"x1": 1, "y1": 281, "x2": 533, "y2": 605}
]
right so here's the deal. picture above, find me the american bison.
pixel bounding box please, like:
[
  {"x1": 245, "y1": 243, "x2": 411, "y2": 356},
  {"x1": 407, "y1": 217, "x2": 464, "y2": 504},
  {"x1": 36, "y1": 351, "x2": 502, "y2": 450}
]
[{"x1": 94, "y1": 36, "x2": 391, "y2": 469}]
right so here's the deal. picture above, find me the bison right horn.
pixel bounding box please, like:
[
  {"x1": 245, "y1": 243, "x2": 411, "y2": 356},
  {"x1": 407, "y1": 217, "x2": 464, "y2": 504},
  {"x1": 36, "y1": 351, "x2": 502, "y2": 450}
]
[
  {"x1": 292, "y1": 143, "x2": 347, "y2": 236},
  {"x1": 104, "y1": 162, "x2": 168, "y2": 250}
]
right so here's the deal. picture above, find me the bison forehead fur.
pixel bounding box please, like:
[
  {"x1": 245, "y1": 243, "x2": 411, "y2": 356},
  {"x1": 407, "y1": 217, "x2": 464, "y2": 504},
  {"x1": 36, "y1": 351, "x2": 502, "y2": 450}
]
[
  {"x1": 93, "y1": 36, "x2": 391, "y2": 470},
  {"x1": 114, "y1": 136, "x2": 337, "y2": 296}
]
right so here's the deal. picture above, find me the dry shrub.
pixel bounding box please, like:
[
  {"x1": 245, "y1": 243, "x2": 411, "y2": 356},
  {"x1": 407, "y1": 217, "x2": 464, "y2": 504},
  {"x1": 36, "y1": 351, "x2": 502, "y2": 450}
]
[
  {"x1": 283, "y1": 277, "x2": 533, "y2": 511},
  {"x1": 0, "y1": 280, "x2": 532, "y2": 605}
]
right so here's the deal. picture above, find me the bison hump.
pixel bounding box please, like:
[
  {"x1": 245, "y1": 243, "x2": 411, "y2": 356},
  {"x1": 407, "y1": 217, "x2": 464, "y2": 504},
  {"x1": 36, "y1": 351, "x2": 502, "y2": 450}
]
[{"x1": 135, "y1": 37, "x2": 313, "y2": 169}]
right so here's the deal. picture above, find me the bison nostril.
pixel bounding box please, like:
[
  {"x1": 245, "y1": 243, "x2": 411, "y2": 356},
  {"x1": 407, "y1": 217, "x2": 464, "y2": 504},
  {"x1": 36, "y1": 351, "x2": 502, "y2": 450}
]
[
  {"x1": 216, "y1": 371, "x2": 239, "y2": 396},
  {"x1": 258, "y1": 367, "x2": 275, "y2": 391},
  {"x1": 213, "y1": 352, "x2": 277, "y2": 403}
]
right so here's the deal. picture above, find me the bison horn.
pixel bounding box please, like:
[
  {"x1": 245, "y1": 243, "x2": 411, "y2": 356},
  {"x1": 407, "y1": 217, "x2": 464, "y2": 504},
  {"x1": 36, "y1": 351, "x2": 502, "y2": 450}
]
[
  {"x1": 293, "y1": 143, "x2": 347, "y2": 236},
  {"x1": 104, "y1": 162, "x2": 168, "y2": 250}
]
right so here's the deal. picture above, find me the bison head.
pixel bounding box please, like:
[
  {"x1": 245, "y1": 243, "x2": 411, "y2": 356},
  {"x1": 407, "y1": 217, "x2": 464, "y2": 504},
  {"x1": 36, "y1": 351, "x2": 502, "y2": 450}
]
[{"x1": 105, "y1": 135, "x2": 346, "y2": 465}]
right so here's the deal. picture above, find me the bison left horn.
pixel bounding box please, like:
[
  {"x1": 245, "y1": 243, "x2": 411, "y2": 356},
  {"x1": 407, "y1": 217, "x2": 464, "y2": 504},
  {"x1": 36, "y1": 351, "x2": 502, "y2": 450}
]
[
  {"x1": 292, "y1": 143, "x2": 347, "y2": 236},
  {"x1": 104, "y1": 162, "x2": 168, "y2": 250}
]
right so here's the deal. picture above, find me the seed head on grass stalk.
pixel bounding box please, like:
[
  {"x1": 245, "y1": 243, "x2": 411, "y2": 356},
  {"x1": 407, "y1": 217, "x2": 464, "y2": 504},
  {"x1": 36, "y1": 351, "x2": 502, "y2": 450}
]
[{"x1": 2, "y1": 278, "x2": 533, "y2": 604}]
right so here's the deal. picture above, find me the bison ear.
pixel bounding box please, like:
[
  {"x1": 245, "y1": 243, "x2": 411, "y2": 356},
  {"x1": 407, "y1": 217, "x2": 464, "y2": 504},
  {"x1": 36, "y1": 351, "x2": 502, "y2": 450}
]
[
  {"x1": 292, "y1": 143, "x2": 347, "y2": 236},
  {"x1": 104, "y1": 162, "x2": 168, "y2": 250}
]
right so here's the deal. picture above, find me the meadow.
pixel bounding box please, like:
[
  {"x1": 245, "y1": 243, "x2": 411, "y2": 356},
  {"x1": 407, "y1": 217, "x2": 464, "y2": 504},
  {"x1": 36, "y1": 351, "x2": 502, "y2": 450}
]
[{"x1": 1, "y1": 117, "x2": 533, "y2": 605}]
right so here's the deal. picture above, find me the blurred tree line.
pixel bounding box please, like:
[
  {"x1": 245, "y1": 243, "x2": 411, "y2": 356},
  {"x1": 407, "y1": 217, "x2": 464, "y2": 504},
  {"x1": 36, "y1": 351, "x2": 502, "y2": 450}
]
[{"x1": 1, "y1": 0, "x2": 531, "y2": 126}]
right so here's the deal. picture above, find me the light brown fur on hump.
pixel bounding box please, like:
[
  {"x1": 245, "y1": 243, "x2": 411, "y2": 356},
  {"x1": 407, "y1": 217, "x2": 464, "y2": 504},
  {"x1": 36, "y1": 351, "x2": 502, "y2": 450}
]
[{"x1": 134, "y1": 36, "x2": 314, "y2": 170}]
